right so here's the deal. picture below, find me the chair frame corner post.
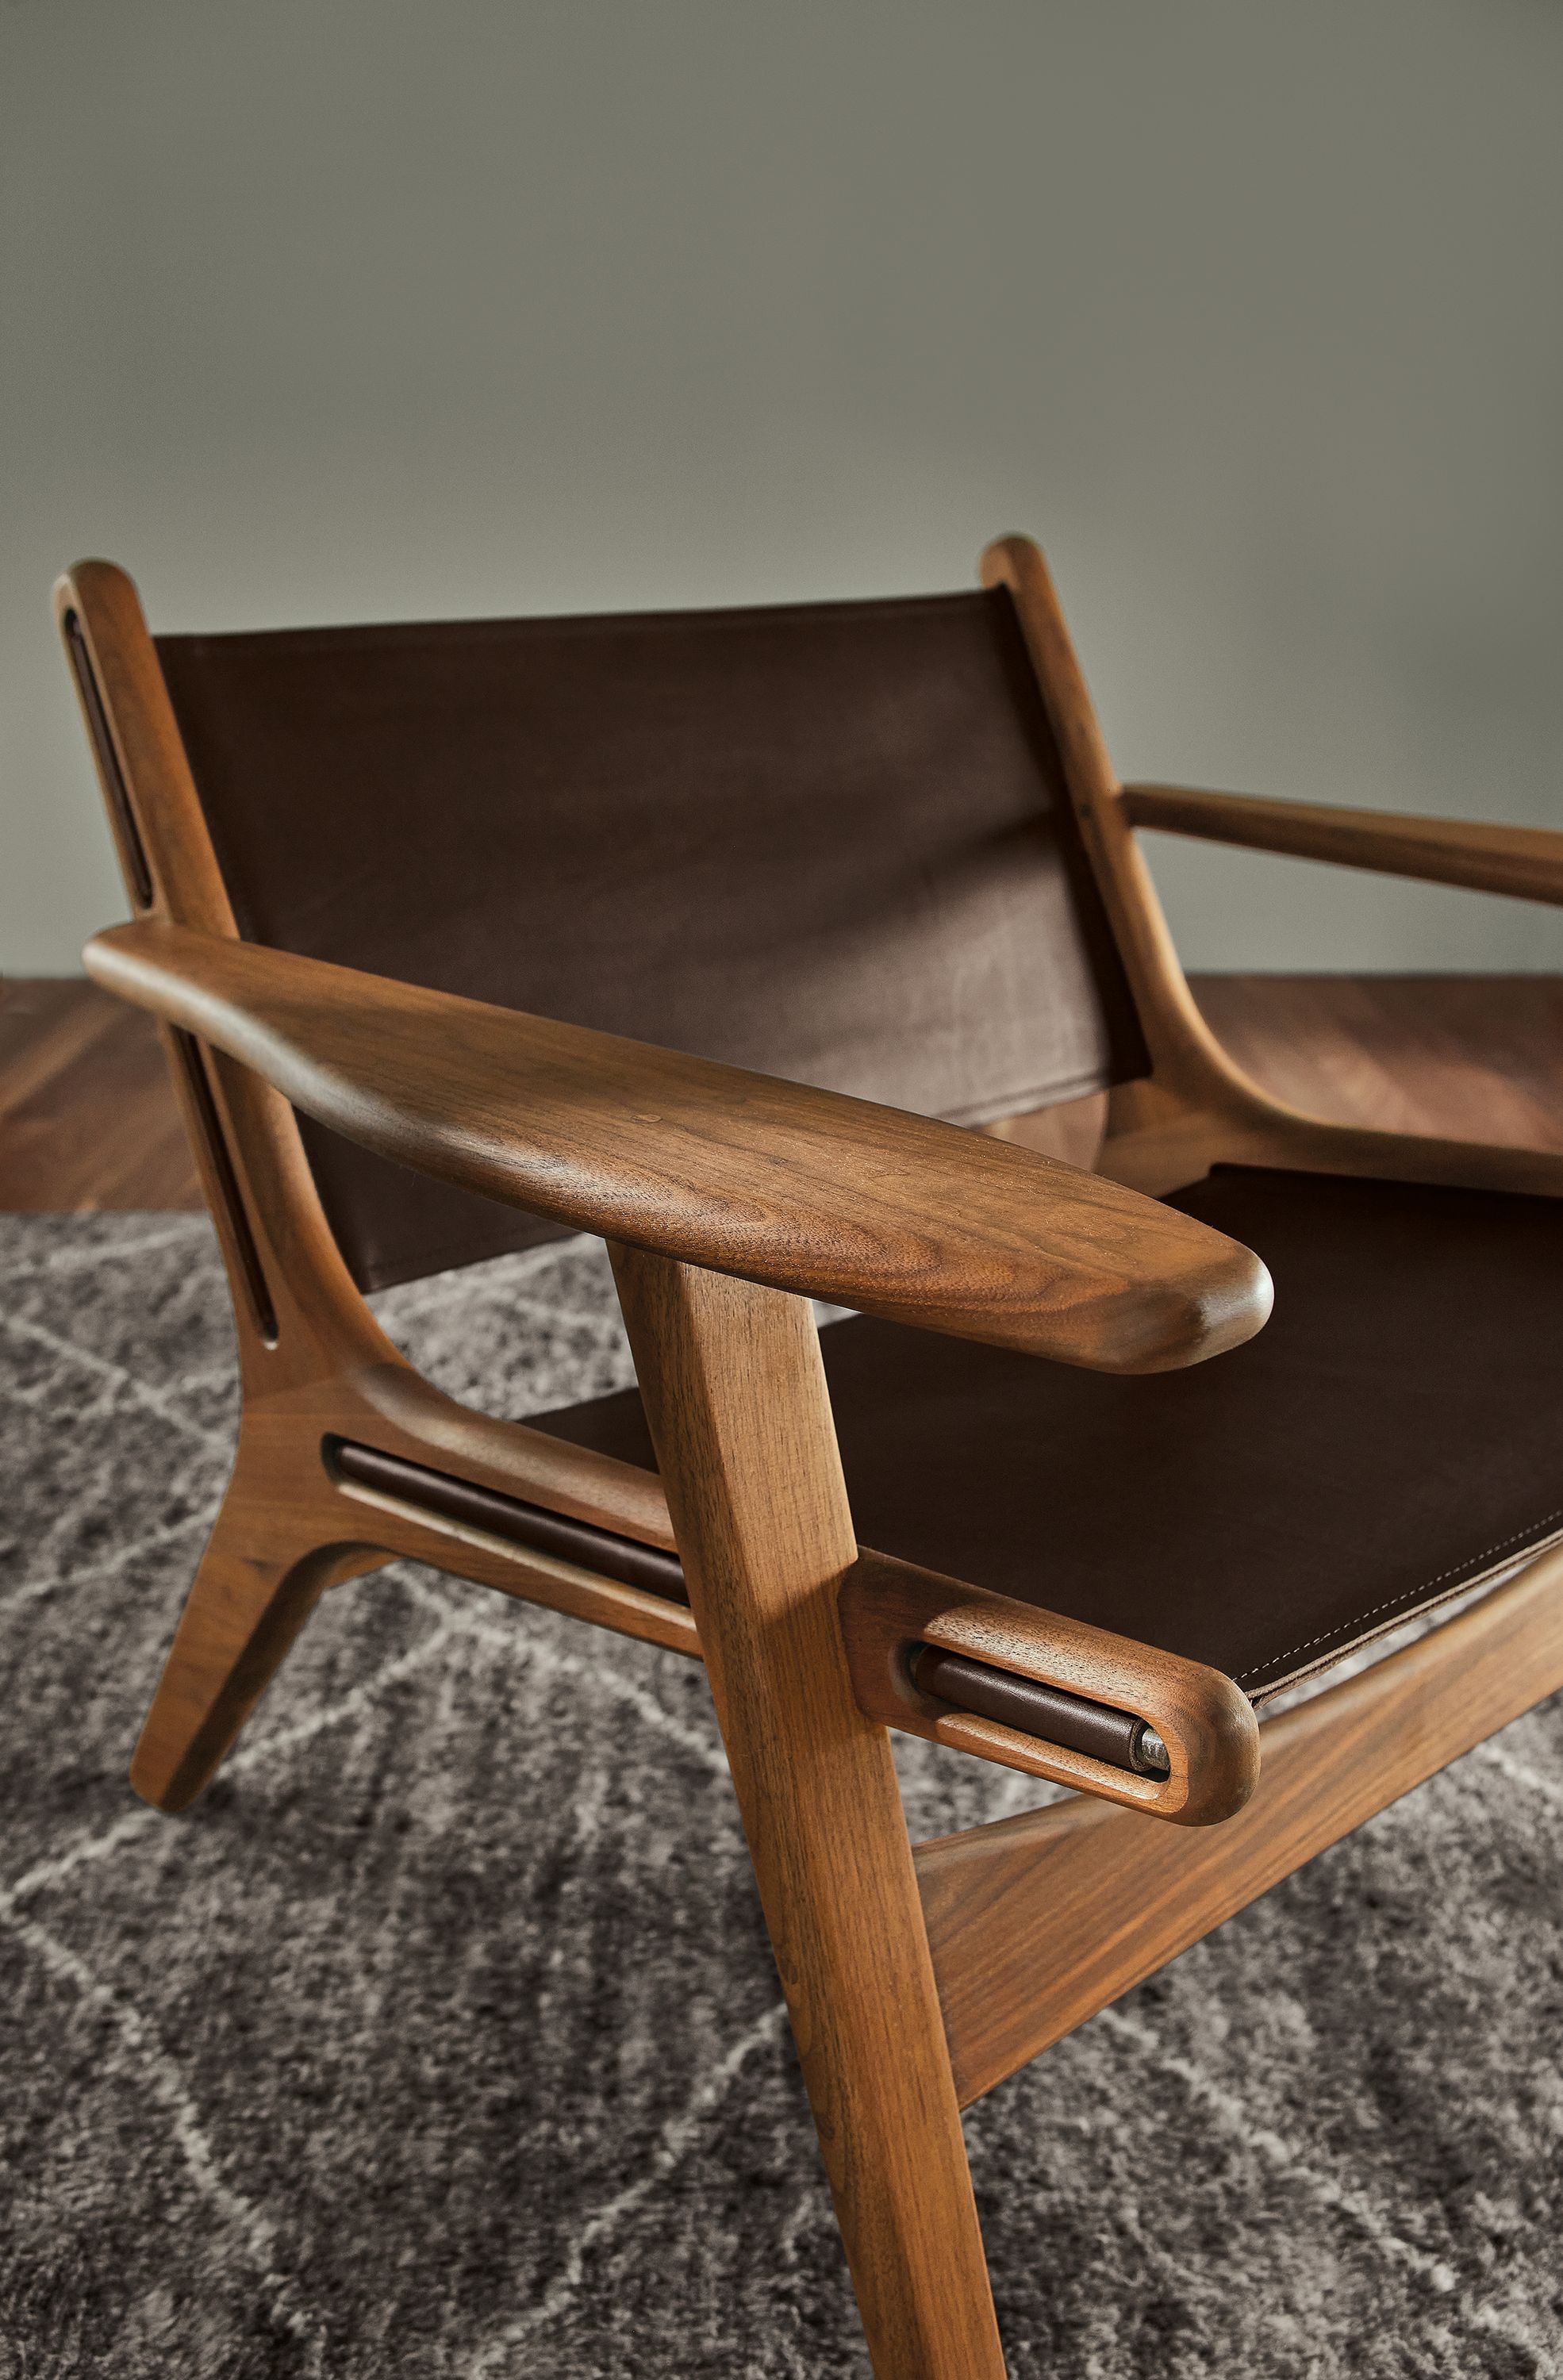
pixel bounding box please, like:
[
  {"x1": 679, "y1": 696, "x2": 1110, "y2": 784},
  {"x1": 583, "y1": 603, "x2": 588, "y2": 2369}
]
[
  {"x1": 55, "y1": 561, "x2": 400, "y2": 1810},
  {"x1": 609, "y1": 1242, "x2": 1008, "y2": 2380},
  {"x1": 56, "y1": 563, "x2": 705, "y2": 1814},
  {"x1": 977, "y1": 532, "x2": 1274, "y2": 1193}
]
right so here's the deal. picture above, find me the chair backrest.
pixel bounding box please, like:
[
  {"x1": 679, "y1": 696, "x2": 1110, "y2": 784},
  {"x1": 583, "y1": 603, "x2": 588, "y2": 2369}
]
[{"x1": 153, "y1": 585, "x2": 1148, "y2": 1291}]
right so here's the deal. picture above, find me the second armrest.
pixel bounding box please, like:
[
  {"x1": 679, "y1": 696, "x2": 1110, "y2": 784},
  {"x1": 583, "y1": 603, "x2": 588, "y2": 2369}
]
[
  {"x1": 86, "y1": 921, "x2": 1271, "y2": 1374},
  {"x1": 1123, "y1": 781, "x2": 1563, "y2": 906}
]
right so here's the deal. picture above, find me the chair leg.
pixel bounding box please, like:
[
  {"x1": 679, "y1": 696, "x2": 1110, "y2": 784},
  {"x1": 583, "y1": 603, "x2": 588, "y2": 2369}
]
[
  {"x1": 131, "y1": 1453, "x2": 377, "y2": 1814},
  {"x1": 612, "y1": 1246, "x2": 1008, "y2": 2380}
]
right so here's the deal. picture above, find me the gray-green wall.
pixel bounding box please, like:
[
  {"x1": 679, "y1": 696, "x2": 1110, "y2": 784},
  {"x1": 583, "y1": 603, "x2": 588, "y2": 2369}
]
[{"x1": 3, "y1": 0, "x2": 1560, "y2": 973}]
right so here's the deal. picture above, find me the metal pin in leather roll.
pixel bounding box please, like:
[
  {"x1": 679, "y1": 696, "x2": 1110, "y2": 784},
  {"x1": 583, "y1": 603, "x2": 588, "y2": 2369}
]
[{"x1": 912, "y1": 1645, "x2": 1169, "y2": 1776}]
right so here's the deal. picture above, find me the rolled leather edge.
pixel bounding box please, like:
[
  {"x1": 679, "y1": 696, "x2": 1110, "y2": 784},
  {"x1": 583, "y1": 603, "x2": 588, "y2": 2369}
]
[
  {"x1": 331, "y1": 1439, "x2": 689, "y2": 1604},
  {"x1": 912, "y1": 1643, "x2": 1168, "y2": 1775}
]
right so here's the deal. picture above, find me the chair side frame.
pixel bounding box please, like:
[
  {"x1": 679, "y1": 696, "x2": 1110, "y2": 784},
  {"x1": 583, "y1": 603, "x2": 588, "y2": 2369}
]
[{"x1": 56, "y1": 562, "x2": 696, "y2": 1812}]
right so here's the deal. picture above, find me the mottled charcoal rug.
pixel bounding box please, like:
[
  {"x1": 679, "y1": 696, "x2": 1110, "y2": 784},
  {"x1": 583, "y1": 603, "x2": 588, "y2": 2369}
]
[{"x1": 2, "y1": 1214, "x2": 1561, "y2": 2380}]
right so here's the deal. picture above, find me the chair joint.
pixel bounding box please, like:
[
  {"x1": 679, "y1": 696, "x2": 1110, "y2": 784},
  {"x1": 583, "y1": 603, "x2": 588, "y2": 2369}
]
[{"x1": 839, "y1": 1549, "x2": 1258, "y2": 1825}]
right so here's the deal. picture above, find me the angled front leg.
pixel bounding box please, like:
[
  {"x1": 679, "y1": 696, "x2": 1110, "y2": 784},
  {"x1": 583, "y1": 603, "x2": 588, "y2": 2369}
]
[
  {"x1": 610, "y1": 1246, "x2": 1006, "y2": 2380},
  {"x1": 131, "y1": 1430, "x2": 384, "y2": 1814}
]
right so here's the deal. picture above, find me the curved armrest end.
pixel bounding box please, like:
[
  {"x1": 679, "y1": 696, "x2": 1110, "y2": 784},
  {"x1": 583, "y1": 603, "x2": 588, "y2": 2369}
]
[{"x1": 86, "y1": 920, "x2": 1271, "y2": 1372}]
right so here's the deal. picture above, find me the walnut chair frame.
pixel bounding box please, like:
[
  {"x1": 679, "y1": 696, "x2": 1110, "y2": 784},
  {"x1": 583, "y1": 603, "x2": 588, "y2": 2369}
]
[{"x1": 57, "y1": 537, "x2": 1563, "y2": 2380}]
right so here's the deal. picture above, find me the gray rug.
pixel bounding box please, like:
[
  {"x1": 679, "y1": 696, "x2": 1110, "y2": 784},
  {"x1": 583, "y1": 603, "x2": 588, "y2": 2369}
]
[{"x1": 2, "y1": 1213, "x2": 1561, "y2": 2380}]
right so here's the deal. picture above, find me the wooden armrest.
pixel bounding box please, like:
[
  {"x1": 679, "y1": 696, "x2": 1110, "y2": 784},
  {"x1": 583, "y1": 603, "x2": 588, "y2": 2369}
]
[
  {"x1": 85, "y1": 921, "x2": 1271, "y2": 1372},
  {"x1": 1122, "y1": 781, "x2": 1563, "y2": 907}
]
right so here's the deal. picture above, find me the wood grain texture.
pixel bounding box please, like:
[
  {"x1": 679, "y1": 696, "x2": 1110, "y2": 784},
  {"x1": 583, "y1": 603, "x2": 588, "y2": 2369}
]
[
  {"x1": 10, "y1": 977, "x2": 1563, "y2": 1213},
  {"x1": 129, "y1": 1460, "x2": 387, "y2": 1811},
  {"x1": 610, "y1": 1247, "x2": 1007, "y2": 2380},
  {"x1": 56, "y1": 560, "x2": 239, "y2": 935},
  {"x1": 1123, "y1": 780, "x2": 1563, "y2": 907},
  {"x1": 55, "y1": 559, "x2": 691, "y2": 1819},
  {"x1": 1192, "y1": 975, "x2": 1563, "y2": 1155},
  {"x1": 982, "y1": 533, "x2": 1563, "y2": 1203},
  {"x1": 916, "y1": 1538, "x2": 1563, "y2": 2107},
  {"x1": 125, "y1": 999, "x2": 692, "y2": 1814},
  {"x1": 83, "y1": 918, "x2": 1273, "y2": 1374},
  {"x1": 839, "y1": 1551, "x2": 1258, "y2": 1824},
  {"x1": 133, "y1": 973, "x2": 692, "y2": 1817},
  {"x1": 132, "y1": 1394, "x2": 697, "y2": 1814}
]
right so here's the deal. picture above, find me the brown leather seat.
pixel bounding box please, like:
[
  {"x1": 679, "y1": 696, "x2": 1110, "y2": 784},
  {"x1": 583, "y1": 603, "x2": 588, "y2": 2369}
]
[{"x1": 533, "y1": 1165, "x2": 1563, "y2": 1699}]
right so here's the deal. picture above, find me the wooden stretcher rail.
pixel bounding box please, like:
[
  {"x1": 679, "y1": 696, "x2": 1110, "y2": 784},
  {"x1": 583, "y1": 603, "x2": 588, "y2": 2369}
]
[{"x1": 328, "y1": 1439, "x2": 689, "y2": 1601}]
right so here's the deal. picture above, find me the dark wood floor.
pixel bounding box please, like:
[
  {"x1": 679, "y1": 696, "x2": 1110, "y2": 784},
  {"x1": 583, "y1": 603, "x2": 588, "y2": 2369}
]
[
  {"x1": 2, "y1": 974, "x2": 1561, "y2": 1211},
  {"x1": 1, "y1": 978, "x2": 203, "y2": 1209}
]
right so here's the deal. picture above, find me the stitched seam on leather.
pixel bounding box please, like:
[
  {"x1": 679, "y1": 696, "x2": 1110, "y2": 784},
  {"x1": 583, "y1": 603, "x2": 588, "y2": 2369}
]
[{"x1": 1237, "y1": 1506, "x2": 1563, "y2": 1683}]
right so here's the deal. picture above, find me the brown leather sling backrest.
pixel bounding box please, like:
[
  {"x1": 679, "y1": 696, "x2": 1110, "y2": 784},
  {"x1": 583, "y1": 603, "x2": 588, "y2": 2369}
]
[{"x1": 153, "y1": 586, "x2": 1150, "y2": 1291}]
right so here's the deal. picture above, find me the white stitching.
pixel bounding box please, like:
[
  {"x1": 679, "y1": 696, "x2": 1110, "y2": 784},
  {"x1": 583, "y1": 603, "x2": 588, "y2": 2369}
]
[{"x1": 1238, "y1": 1507, "x2": 1563, "y2": 1682}]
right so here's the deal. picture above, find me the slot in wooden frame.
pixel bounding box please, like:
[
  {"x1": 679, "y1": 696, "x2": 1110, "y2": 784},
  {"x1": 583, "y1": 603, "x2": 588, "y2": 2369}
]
[
  {"x1": 839, "y1": 1551, "x2": 1258, "y2": 1824},
  {"x1": 916, "y1": 1537, "x2": 1563, "y2": 2106}
]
